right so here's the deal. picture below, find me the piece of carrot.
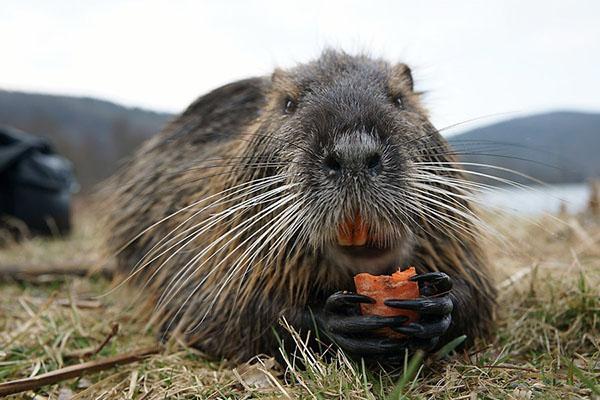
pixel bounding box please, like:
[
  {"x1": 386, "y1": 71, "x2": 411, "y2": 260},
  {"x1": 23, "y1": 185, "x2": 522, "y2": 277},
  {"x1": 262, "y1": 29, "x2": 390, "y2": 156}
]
[{"x1": 354, "y1": 267, "x2": 420, "y2": 337}]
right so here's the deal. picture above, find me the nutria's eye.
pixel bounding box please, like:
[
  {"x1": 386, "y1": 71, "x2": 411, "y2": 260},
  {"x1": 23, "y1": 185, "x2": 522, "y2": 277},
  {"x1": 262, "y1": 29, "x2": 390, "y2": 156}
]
[
  {"x1": 393, "y1": 96, "x2": 404, "y2": 108},
  {"x1": 284, "y1": 98, "x2": 297, "y2": 114}
]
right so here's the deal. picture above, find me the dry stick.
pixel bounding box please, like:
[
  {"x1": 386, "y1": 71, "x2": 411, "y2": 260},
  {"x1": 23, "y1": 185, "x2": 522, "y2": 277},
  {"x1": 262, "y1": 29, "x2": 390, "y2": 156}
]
[
  {"x1": 127, "y1": 370, "x2": 139, "y2": 400},
  {"x1": 55, "y1": 298, "x2": 103, "y2": 309},
  {"x1": 0, "y1": 345, "x2": 162, "y2": 397},
  {"x1": 498, "y1": 265, "x2": 536, "y2": 291},
  {"x1": 481, "y1": 364, "x2": 539, "y2": 373},
  {"x1": 0, "y1": 260, "x2": 114, "y2": 282},
  {"x1": 64, "y1": 323, "x2": 120, "y2": 361},
  {"x1": 138, "y1": 388, "x2": 155, "y2": 400}
]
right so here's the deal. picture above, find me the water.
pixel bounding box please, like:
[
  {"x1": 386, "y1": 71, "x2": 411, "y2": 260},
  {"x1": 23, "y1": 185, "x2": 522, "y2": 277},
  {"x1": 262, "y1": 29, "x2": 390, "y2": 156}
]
[{"x1": 479, "y1": 183, "x2": 590, "y2": 215}]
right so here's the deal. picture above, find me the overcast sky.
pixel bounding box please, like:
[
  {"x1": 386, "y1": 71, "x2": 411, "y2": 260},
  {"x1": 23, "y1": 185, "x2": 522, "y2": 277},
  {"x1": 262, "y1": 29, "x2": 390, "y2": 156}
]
[{"x1": 1, "y1": 0, "x2": 599, "y2": 134}]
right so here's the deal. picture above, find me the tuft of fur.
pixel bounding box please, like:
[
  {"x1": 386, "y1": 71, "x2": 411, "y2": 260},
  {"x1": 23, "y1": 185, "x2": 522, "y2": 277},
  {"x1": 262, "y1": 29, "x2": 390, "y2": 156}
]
[{"x1": 105, "y1": 50, "x2": 496, "y2": 363}]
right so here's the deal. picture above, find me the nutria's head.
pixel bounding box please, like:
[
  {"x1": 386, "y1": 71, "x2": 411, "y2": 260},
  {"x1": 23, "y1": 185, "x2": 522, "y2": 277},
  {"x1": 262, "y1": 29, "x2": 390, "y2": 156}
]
[{"x1": 234, "y1": 50, "x2": 457, "y2": 278}]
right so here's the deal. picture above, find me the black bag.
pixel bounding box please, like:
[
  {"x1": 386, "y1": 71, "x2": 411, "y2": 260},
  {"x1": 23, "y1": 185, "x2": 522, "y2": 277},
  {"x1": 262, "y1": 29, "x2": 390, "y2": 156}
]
[{"x1": 0, "y1": 125, "x2": 77, "y2": 238}]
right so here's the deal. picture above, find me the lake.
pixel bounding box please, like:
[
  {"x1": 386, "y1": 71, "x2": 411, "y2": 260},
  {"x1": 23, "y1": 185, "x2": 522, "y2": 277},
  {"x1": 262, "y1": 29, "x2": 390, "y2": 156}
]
[{"x1": 479, "y1": 183, "x2": 590, "y2": 215}]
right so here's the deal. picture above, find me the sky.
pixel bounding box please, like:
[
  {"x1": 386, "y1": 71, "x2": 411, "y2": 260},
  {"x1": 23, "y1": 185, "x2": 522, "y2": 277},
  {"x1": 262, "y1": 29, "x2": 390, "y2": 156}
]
[{"x1": 1, "y1": 0, "x2": 599, "y2": 134}]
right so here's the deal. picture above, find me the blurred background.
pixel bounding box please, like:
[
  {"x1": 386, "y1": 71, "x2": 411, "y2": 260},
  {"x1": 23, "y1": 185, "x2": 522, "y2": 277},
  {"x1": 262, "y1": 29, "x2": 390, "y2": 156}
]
[{"x1": 1, "y1": 0, "x2": 599, "y2": 233}]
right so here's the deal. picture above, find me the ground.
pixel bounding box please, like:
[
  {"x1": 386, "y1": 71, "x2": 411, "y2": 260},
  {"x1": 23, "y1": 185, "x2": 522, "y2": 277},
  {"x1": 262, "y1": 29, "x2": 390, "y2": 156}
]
[{"x1": 0, "y1": 202, "x2": 598, "y2": 399}]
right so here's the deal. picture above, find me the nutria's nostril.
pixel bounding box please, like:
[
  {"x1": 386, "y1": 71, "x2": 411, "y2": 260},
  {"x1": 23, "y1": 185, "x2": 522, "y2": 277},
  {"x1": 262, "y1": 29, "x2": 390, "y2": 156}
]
[
  {"x1": 366, "y1": 153, "x2": 381, "y2": 169},
  {"x1": 324, "y1": 151, "x2": 382, "y2": 176},
  {"x1": 366, "y1": 153, "x2": 382, "y2": 175},
  {"x1": 324, "y1": 154, "x2": 342, "y2": 175}
]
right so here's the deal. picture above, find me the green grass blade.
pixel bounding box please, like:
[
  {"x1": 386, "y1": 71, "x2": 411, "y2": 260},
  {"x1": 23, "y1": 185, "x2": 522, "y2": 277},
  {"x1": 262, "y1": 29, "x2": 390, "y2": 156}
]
[
  {"x1": 562, "y1": 357, "x2": 600, "y2": 396},
  {"x1": 385, "y1": 350, "x2": 424, "y2": 400},
  {"x1": 434, "y1": 335, "x2": 467, "y2": 359}
]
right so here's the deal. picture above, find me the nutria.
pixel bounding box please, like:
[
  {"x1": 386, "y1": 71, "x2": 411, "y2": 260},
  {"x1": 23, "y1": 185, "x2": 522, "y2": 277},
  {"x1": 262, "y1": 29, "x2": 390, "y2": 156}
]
[{"x1": 105, "y1": 50, "x2": 496, "y2": 365}]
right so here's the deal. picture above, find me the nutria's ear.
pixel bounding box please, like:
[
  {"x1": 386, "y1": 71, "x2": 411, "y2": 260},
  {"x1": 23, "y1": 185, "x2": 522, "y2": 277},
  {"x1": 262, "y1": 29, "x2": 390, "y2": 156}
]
[
  {"x1": 270, "y1": 68, "x2": 300, "y2": 98},
  {"x1": 271, "y1": 68, "x2": 289, "y2": 83},
  {"x1": 392, "y1": 63, "x2": 414, "y2": 92}
]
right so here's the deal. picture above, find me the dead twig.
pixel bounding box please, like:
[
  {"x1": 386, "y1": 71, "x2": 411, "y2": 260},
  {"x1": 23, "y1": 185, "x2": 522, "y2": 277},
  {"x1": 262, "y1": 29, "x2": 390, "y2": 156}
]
[
  {"x1": 0, "y1": 344, "x2": 162, "y2": 397},
  {"x1": 55, "y1": 298, "x2": 103, "y2": 309},
  {"x1": 64, "y1": 322, "x2": 119, "y2": 360},
  {"x1": 137, "y1": 388, "x2": 155, "y2": 400},
  {"x1": 498, "y1": 265, "x2": 536, "y2": 291},
  {"x1": 481, "y1": 364, "x2": 539, "y2": 373},
  {"x1": 0, "y1": 260, "x2": 114, "y2": 283}
]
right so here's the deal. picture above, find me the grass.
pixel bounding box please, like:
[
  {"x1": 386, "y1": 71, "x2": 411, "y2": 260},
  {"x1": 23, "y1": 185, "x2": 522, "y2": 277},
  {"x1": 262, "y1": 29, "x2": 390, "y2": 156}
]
[{"x1": 0, "y1": 204, "x2": 599, "y2": 399}]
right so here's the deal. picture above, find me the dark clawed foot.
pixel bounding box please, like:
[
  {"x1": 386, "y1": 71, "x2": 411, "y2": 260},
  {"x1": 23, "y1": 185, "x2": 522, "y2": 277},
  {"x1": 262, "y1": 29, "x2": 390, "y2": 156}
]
[
  {"x1": 316, "y1": 273, "x2": 454, "y2": 362},
  {"x1": 325, "y1": 291, "x2": 374, "y2": 315},
  {"x1": 410, "y1": 272, "x2": 452, "y2": 296},
  {"x1": 333, "y1": 335, "x2": 410, "y2": 357},
  {"x1": 383, "y1": 296, "x2": 453, "y2": 316},
  {"x1": 390, "y1": 315, "x2": 451, "y2": 339},
  {"x1": 327, "y1": 314, "x2": 409, "y2": 334},
  {"x1": 382, "y1": 272, "x2": 454, "y2": 351},
  {"x1": 323, "y1": 291, "x2": 408, "y2": 332},
  {"x1": 317, "y1": 291, "x2": 408, "y2": 357},
  {"x1": 373, "y1": 337, "x2": 440, "y2": 364}
]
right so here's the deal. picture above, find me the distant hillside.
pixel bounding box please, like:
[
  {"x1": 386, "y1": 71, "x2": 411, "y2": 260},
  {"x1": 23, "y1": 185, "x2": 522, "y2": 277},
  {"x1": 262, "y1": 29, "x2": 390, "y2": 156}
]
[
  {"x1": 0, "y1": 90, "x2": 172, "y2": 189},
  {"x1": 448, "y1": 111, "x2": 600, "y2": 185},
  {"x1": 1, "y1": 89, "x2": 598, "y2": 189}
]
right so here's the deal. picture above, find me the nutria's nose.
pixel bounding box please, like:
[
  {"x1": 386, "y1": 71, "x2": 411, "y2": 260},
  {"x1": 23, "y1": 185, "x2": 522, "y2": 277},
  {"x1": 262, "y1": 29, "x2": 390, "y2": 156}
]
[{"x1": 324, "y1": 132, "x2": 383, "y2": 177}]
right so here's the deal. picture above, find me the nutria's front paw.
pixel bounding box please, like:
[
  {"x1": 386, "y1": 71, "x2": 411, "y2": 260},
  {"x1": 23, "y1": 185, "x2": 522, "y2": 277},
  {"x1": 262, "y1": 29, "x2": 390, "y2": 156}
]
[
  {"x1": 384, "y1": 272, "x2": 453, "y2": 350},
  {"x1": 316, "y1": 291, "x2": 410, "y2": 357}
]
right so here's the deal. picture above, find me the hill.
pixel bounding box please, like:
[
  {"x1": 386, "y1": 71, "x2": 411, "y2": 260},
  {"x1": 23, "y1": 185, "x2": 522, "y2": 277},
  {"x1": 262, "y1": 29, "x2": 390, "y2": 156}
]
[
  {"x1": 447, "y1": 111, "x2": 600, "y2": 185},
  {"x1": 1, "y1": 90, "x2": 598, "y2": 189},
  {"x1": 0, "y1": 90, "x2": 172, "y2": 189}
]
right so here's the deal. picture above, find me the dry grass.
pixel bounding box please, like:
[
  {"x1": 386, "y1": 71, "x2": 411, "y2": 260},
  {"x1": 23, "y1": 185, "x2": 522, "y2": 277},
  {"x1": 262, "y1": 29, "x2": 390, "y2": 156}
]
[{"x1": 0, "y1": 205, "x2": 599, "y2": 399}]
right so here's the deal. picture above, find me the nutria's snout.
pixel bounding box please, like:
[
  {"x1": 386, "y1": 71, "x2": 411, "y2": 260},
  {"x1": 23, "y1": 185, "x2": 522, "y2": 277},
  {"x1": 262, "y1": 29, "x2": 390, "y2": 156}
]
[
  {"x1": 302, "y1": 128, "x2": 412, "y2": 274},
  {"x1": 323, "y1": 131, "x2": 384, "y2": 178}
]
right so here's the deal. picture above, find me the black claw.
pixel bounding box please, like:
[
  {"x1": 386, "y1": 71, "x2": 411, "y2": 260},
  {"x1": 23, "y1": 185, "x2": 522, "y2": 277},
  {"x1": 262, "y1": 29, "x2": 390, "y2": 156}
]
[
  {"x1": 325, "y1": 291, "x2": 374, "y2": 313},
  {"x1": 392, "y1": 323, "x2": 424, "y2": 336},
  {"x1": 371, "y1": 337, "x2": 439, "y2": 364},
  {"x1": 316, "y1": 280, "x2": 454, "y2": 363},
  {"x1": 327, "y1": 315, "x2": 408, "y2": 334},
  {"x1": 383, "y1": 297, "x2": 453, "y2": 315},
  {"x1": 392, "y1": 315, "x2": 452, "y2": 339},
  {"x1": 333, "y1": 335, "x2": 409, "y2": 356},
  {"x1": 409, "y1": 271, "x2": 449, "y2": 284},
  {"x1": 411, "y1": 337, "x2": 440, "y2": 351},
  {"x1": 410, "y1": 272, "x2": 452, "y2": 296}
]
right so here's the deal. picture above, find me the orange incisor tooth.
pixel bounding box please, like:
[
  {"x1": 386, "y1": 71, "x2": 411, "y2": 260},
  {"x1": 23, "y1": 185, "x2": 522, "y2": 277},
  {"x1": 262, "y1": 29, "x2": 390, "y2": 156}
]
[
  {"x1": 354, "y1": 214, "x2": 368, "y2": 246},
  {"x1": 337, "y1": 213, "x2": 368, "y2": 246},
  {"x1": 337, "y1": 218, "x2": 354, "y2": 246}
]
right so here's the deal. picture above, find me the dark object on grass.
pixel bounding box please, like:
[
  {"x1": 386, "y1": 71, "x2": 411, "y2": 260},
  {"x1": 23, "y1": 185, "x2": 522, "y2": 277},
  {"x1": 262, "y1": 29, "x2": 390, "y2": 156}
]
[{"x1": 0, "y1": 125, "x2": 77, "y2": 239}]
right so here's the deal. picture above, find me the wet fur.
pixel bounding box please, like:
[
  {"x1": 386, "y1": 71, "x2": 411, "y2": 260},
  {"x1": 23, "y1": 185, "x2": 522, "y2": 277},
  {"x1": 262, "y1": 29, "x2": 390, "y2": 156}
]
[{"x1": 106, "y1": 50, "x2": 496, "y2": 362}]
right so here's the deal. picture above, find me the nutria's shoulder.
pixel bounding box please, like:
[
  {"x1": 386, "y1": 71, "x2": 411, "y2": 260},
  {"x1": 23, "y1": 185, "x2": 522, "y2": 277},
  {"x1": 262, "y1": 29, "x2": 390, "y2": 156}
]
[{"x1": 154, "y1": 77, "x2": 268, "y2": 148}]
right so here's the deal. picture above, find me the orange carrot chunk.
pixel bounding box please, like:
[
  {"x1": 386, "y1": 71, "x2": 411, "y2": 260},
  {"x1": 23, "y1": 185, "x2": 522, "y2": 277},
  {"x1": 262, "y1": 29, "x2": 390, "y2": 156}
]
[{"x1": 354, "y1": 267, "x2": 420, "y2": 336}]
